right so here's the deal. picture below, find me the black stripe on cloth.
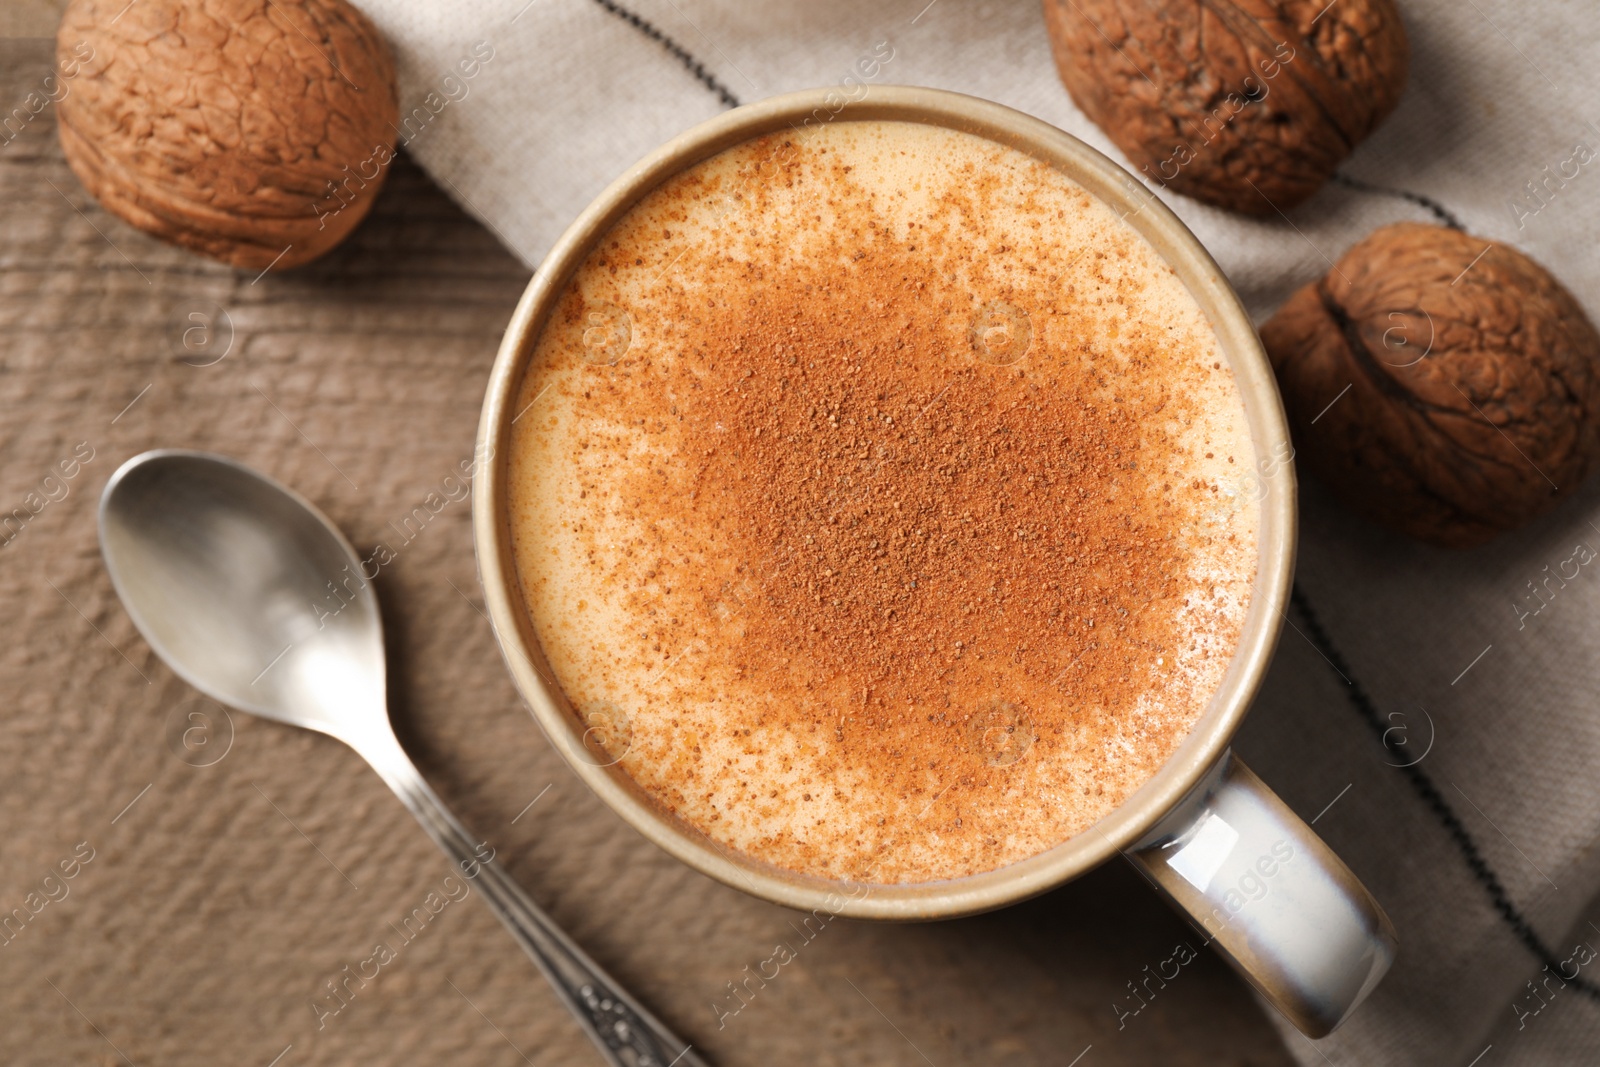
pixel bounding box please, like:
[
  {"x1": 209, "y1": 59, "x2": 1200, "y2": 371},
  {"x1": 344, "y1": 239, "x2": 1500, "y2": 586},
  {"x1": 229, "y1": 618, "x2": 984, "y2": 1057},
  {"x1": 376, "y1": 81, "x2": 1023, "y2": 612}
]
[
  {"x1": 587, "y1": 0, "x2": 741, "y2": 109},
  {"x1": 1290, "y1": 584, "x2": 1600, "y2": 1001},
  {"x1": 1330, "y1": 172, "x2": 1465, "y2": 231}
]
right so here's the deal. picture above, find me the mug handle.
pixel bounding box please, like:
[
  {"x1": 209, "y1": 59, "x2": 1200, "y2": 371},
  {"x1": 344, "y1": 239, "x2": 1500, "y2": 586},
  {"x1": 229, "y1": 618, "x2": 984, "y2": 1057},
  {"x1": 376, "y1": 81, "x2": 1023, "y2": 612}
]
[{"x1": 1127, "y1": 749, "x2": 1396, "y2": 1038}]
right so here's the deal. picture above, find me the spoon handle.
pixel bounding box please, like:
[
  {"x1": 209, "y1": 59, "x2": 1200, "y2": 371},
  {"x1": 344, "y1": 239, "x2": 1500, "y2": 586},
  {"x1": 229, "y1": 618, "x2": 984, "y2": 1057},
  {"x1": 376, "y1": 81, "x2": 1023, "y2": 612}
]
[{"x1": 363, "y1": 731, "x2": 708, "y2": 1067}]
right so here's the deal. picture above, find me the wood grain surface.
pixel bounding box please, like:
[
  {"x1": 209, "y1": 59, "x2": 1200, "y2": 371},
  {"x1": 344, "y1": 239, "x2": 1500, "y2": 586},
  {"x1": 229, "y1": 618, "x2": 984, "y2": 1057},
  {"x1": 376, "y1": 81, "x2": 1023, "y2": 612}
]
[{"x1": 0, "y1": 36, "x2": 1292, "y2": 1067}]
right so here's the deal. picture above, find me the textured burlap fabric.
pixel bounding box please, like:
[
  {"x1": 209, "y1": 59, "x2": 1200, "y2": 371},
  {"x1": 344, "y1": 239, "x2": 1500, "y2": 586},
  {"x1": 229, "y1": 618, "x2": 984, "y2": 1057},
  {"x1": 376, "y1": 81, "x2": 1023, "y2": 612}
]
[{"x1": 347, "y1": 0, "x2": 1600, "y2": 1063}]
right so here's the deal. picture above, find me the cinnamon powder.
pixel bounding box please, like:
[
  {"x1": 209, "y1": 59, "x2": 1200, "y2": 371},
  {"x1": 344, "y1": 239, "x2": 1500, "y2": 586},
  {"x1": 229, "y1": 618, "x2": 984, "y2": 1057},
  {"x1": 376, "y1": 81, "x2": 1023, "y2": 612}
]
[{"x1": 509, "y1": 122, "x2": 1256, "y2": 882}]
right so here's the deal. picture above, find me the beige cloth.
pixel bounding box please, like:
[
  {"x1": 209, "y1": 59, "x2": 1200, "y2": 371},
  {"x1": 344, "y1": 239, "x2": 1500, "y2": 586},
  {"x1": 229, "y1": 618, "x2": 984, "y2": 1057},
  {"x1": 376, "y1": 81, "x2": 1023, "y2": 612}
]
[{"x1": 350, "y1": 0, "x2": 1600, "y2": 1062}]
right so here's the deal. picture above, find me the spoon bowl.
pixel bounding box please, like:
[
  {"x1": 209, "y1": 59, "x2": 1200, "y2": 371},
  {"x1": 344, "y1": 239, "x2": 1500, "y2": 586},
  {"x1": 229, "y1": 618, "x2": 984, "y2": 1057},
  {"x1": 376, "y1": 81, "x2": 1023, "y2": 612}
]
[
  {"x1": 100, "y1": 450, "x2": 386, "y2": 742},
  {"x1": 98, "y1": 449, "x2": 705, "y2": 1067}
]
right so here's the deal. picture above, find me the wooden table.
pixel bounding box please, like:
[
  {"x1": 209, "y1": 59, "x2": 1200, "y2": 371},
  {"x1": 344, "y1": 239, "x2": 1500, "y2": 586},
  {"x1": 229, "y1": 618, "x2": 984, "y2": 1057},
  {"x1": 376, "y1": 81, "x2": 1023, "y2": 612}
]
[{"x1": 0, "y1": 33, "x2": 1291, "y2": 1067}]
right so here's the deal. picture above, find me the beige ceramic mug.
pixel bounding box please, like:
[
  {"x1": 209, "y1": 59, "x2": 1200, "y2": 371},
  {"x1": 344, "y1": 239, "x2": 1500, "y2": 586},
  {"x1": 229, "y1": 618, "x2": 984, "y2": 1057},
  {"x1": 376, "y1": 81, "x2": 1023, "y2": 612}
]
[{"x1": 472, "y1": 86, "x2": 1396, "y2": 1039}]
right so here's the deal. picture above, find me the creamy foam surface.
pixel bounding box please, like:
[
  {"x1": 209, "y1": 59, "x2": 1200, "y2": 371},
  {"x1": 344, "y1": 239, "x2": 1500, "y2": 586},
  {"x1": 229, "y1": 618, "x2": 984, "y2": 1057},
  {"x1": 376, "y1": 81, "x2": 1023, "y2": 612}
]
[{"x1": 506, "y1": 120, "x2": 1258, "y2": 884}]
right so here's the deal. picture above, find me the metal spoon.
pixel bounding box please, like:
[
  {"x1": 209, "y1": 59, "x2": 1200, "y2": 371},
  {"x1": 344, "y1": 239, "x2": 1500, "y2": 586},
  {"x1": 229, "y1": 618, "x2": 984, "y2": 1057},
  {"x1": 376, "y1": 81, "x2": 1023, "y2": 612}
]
[{"x1": 98, "y1": 449, "x2": 706, "y2": 1067}]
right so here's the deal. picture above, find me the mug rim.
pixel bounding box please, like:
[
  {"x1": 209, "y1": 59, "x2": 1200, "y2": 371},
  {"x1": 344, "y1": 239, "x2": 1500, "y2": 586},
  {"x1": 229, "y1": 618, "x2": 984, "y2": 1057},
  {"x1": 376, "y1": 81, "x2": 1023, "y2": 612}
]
[{"x1": 472, "y1": 85, "x2": 1296, "y2": 920}]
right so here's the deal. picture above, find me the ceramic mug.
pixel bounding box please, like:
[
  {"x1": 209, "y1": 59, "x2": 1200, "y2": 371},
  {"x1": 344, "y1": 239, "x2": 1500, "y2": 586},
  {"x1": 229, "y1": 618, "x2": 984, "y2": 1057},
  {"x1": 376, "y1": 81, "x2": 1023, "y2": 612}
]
[{"x1": 472, "y1": 86, "x2": 1395, "y2": 1038}]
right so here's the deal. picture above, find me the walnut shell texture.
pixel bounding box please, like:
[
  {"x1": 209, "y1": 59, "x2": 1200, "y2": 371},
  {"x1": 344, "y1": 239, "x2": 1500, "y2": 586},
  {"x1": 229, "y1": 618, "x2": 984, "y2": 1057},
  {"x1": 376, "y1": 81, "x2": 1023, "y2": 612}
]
[
  {"x1": 56, "y1": 0, "x2": 399, "y2": 270},
  {"x1": 1262, "y1": 222, "x2": 1600, "y2": 548},
  {"x1": 1042, "y1": 0, "x2": 1408, "y2": 215}
]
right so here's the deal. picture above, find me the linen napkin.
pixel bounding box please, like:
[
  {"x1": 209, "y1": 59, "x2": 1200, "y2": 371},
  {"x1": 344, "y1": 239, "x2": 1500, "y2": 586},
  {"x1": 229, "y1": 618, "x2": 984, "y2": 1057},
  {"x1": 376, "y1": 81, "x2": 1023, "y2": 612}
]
[{"x1": 348, "y1": 0, "x2": 1600, "y2": 1062}]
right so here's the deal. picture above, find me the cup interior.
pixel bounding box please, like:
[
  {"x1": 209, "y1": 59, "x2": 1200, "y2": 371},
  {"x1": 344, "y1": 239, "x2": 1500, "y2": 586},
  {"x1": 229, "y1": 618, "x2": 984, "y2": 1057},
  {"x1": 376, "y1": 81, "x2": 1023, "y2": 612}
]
[{"x1": 472, "y1": 86, "x2": 1296, "y2": 920}]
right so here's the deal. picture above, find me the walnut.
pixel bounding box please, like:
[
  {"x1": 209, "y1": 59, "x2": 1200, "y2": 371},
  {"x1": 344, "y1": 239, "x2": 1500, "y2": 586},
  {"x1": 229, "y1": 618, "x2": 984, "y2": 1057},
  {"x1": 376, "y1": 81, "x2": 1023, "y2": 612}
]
[
  {"x1": 1041, "y1": 0, "x2": 1408, "y2": 215},
  {"x1": 56, "y1": 0, "x2": 398, "y2": 271},
  {"x1": 1261, "y1": 222, "x2": 1600, "y2": 548}
]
